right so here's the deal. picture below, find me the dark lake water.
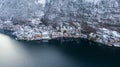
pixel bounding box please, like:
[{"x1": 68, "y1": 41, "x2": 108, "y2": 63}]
[{"x1": 0, "y1": 33, "x2": 120, "y2": 67}]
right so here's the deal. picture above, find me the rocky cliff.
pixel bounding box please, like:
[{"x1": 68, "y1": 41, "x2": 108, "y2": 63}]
[{"x1": 0, "y1": 0, "x2": 120, "y2": 47}]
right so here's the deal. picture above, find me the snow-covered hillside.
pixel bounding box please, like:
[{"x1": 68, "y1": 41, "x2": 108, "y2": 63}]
[{"x1": 0, "y1": 0, "x2": 120, "y2": 47}]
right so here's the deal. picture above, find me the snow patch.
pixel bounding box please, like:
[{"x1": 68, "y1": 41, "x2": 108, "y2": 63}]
[{"x1": 85, "y1": 0, "x2": 100, "y2": 4}]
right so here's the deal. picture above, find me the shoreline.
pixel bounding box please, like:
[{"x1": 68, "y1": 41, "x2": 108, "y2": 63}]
[
  {"x1": 16, "y1": 37, "x2": 120, "y2": 48},
  {"x1": 1, "y1": 29, "x2": 120, "y2": 48}
]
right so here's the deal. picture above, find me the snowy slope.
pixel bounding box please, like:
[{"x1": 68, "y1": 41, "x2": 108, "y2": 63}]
[{"x1": 0, "y1": 0, "x2": 120, "y2": 47}]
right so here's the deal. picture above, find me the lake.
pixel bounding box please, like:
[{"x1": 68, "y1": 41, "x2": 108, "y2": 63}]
[{"x1": 0, "y1": 33, "x2": 120, "y2": 67}]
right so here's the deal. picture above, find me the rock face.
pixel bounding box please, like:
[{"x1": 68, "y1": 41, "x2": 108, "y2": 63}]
[{"x1": 0, "y1": 0, "x2": 120, "y2": 47}]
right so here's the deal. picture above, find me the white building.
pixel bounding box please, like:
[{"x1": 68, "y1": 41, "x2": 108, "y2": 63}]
[{"x1": 42, "y1": 31, "x2": 51, "y2": 39}]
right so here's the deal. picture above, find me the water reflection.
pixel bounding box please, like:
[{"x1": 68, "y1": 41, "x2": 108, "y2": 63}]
[
  {"x1": 0, "y1": 33, "x2": 33, "y2": 67},
  {"x1": 0, "y1": 33, "x2": 120, "y2": 67},
  {"x1": 0, "y1": 33, "x2": 82, "y2": 67}
]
